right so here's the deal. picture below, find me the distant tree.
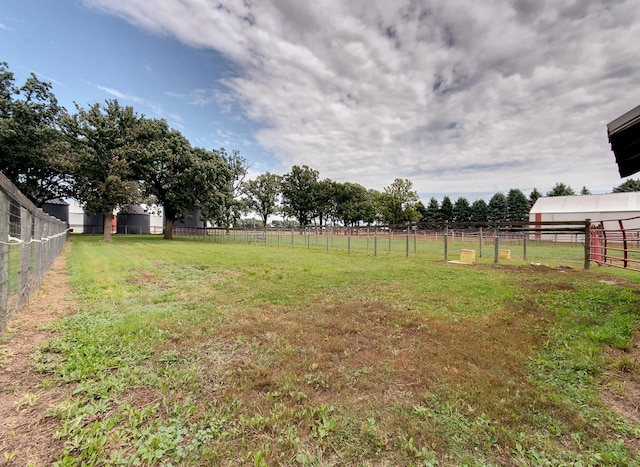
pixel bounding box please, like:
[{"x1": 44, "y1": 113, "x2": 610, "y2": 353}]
[
  {"x1": 380, "y1": 178, "x2": 420, "y2": 224},
  {"x1": 314, "y1": 178, "x2": 337, "y2": 227},
  {"x1": 368, "y1": 189, "x2": 386, "y2": 224},
  {"x1": 63, "y1": 100, "x2": 144, "y2": 241},
  {"x1": 529, "y1": 188, "x2": 542, "y2": 208},
  {"x1": 212, "y1": 149, "x2": 248, "y2": 231},
  {"x1": 547, "y1": 182, "x2": 575, "y2": 197},
  {"x1": 470, "y1": 199, "x2": 488, "y2": 223},
  {"x1": 580, "y1": 186, "x2": 591, "y2": 195},
  {"x1": 440, "y1": 196, "x2": 453, "y2": 222},
  {"x1": 452, "y1": 197, "x2": 471, "y2": 223},
  {"x1": 415, "y1": 201, "x2": 427, "y2": 221},
  {"x1": 506, "y1": 188, "x2": 530, "y2": 222},
  {"x1": 0, "y1": 62, "x2": 71, "y2": 205},
  {"x1": 487, "y1": 192, "x2": 507, "y2": 222},
  {"x1": 281, "y1": 165, "x2": 319, "y2": 227},
  {"x1": 424, "y1": 197, "x2": 441, "y2": 224},
  {"x1": 137, "y1": 119, "x2": 231, "y2": 240},
  {"x1": 242, "y1": 172, "x2": 282, "y2": 228},
  {"x1": 612, "y1": 178, "x2": 640, "y2": 193},
  {"x1": 334, "y1": 182, "x2": 375, "y2": 226}
]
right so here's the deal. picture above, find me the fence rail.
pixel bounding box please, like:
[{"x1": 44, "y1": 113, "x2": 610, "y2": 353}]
[
  {"x1": 173, "y1": 220, "x2": 591, "y2": 267},
  {"x1": 589, "y1": 216, "x2": 640, "y2": 271},
  {"x1": 0, "y1": 172, "x2": 68, "y2": 333}
]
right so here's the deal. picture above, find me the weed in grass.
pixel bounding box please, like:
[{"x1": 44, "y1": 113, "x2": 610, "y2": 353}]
[{"x1": 14, "y1": 391, "x2": 41, "y2": 411}]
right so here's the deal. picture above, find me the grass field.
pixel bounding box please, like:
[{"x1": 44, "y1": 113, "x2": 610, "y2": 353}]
[{"x1": 19, "y1": 235, "x2": 640, "y2": 464}]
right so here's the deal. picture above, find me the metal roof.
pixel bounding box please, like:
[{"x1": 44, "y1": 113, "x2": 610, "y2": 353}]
[
  {"x1": 530, "y1": 192, "x2": 640, "y2": 215},
  {"x1": 608, "y1": 104, "x2": 640, "y2": 177}
]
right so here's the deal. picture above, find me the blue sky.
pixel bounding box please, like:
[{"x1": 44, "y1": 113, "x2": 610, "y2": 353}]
[{"x1": 2, "y1": 0, "x2": 640, "y2": 203}]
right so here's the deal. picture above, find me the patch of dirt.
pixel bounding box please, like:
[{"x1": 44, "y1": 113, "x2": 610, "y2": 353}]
[
  {"x1": 0, "y1": 243, "x2": 77, "y2": 466},
  {"x1": 601, "y1": 337, "x2": 640, "y2": 429}
]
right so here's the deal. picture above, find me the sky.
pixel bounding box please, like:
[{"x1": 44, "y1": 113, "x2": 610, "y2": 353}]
[{"x1": 2, "y1": 0, "x2": 640, "y2": 203}]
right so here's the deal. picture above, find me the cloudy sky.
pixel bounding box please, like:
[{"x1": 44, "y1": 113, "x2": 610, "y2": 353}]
[{"x1": 2, "y1": 0, "x2": 639, "y2": 202}]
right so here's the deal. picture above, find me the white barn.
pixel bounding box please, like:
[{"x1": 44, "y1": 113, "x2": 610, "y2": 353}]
[{"x1": 530, "y1": 192, "x2": 640, "y2": 236}]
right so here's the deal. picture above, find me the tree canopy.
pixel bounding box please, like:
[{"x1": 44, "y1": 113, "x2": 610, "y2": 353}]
[
  {"x1": 547, "y1": 182, "x2": 576, "y2": 197},
  {"x1": 242, "y1": 172, "x2": 282, "y2": 228},
  {"x1": 280, "y1": 165, "x2": 319, "y2": 227},
  {"x1": 0, "y1": 62, "x2": 71, "y2": 206},
  {"x1": 63, "y1": 100, "x2": 145, "y2": 241},
  {"x1": 612, "y1": 178, "x2": 640, "y2": 193}
]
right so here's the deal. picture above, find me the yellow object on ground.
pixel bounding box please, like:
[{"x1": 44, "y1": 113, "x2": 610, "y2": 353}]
[
  {"x1": 460, "y1": 249, "x2": 476, "y2": 263},
  {"x1": 499, "y1": 249, "x2": 511, "y2": 260}
]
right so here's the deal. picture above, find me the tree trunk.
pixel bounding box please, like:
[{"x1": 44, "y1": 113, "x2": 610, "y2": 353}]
[
  {"x1": 164, "y1": 216, "x2": 175, "y2": 240},
  {"x1": 102, "y1": 211, "x2": 113, "y2": 242}
]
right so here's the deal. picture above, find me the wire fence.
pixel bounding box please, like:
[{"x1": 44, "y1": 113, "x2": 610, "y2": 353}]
[
  {"x1": 173, "y1": 220, "x2": 591, "y2": 267},
  {"x1": 0, "y1": 172, "x2": 68, "y2": 333}
]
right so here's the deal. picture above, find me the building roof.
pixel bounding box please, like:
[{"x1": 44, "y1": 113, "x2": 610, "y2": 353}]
[
  {"x1": 530, "y1": 192, "x2": 640, "y2": 215},
  {"x1": 43, "y1": 198, "x2": 69, "y2": 206},
  {"x1": 608, "y1": 104, "x2": 640, "y2": 177}
]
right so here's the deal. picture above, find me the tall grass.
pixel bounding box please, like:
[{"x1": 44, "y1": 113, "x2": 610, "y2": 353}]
[{"x1": 33, "y1": 235, "x2": 640, "y2": 465}]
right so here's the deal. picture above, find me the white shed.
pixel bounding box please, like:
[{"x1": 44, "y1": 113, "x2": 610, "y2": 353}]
[
  {"x1": 530, "y1": 192, "x2": 640, "y2": 238},
  {"x1": 530, "y1": 193, "x2": 640, "y2": 223}
]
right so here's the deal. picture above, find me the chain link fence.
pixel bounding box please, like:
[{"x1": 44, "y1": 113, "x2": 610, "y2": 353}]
[{"x1": 0, "y1": 172, "x2": 68, "y2": 333}]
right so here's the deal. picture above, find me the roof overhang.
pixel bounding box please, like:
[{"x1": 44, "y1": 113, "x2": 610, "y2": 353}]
[{"x1": 608, "y1": 104, "x2": 640, "y2": 178}]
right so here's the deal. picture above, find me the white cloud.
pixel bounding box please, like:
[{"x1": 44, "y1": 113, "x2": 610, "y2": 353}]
[
  {"x1": 96, "y1": 85, "x2": 144, "y2": 104},
  {"x1": 85, "y1": 0, "x2": 640, "y2": 197}
]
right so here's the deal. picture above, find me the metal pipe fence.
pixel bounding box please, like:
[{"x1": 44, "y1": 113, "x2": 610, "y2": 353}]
[
  {"x1": 0, "y1": 172, "x2": 68, "y2": 333},
  {"x1": 172, "y1": 220, "x2": 591, "y2": 267},
  {"x1": 589, "y1": 216, "x2": 640, "y2": 272}
]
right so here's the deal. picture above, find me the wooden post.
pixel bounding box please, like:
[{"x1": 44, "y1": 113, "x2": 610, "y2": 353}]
[{"x1": 479, "y1": 227, "x2": 483, "y2": 258}]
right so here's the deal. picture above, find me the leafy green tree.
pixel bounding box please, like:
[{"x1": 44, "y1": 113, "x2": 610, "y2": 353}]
[
  {"x1": 334, "y1": 182, "x2": 375, "y2": 226},
  {"x1": 487, "y1": 192, "x2": 507, "y2": 222},
  {"x1": 452, "y1": 197, "x2": 471, "y2": 223},
  {"x1": 506, "y1": 188, "x2": 529, "y2": 222},
  {"x1": 242, "y1": 172, "x2": 282, "y2": 228},
  {"x1": 612, "y1": 178, "x2": 640, "y2": 193},
  {"x1": 63, "y1": 100, "x2": 144, "y2": 241},
  {"x1": 580, "y1": 186, "x2": 591, "y2": 195},
  {"x1": 546, "y1": 182, "x2": 575, "y2": 197},
  {"x1": 440, "y1": 196, "x2": 453, "y2": 222},
  {"x1": 281, "y1": 165, "x2": 319, "y2": 227},
  {"x1": 137, "y1": 119, "x2": 231, "y2": 239},
  {"x1": 529, "y1": 188, "x2": 542, "y2": 208},
  {"x1": 368, "y1": 189, "x2": 386, "y2": 224},
  {"x1": 415, "y1": 201, "x2": 427, "y2": 221},
  {"x1": 314, "y1": 178, "x2": 338, "y2": 227},
  {"x1": 212, "y1": 149, "x2": 248, "y2": 231},
  {"x1": 0, "y1": 62, "x2": 71, "y2": 205},
  {"x1": 470, "y1": 199, "x2": 488, "y2": 223},
  {"x1": 193, "y1": 147, "x2": 234, "y2": 230},
  {"x1": 380, "y1": 178, "x2": 420, "y2": 225}
]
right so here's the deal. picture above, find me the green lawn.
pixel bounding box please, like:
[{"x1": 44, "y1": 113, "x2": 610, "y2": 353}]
[{"x1": 30, "y1": 235, "x2": 640, "y2": 465}]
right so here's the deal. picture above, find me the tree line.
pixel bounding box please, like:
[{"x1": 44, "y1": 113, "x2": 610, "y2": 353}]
[{"x1": 2, "y1": 62, "x2": 639, "y2": 240}]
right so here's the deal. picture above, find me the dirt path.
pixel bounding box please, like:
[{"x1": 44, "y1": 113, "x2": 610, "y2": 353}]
[{"x1": 0, "y1": 243, "x2": 77, "y2": 466}]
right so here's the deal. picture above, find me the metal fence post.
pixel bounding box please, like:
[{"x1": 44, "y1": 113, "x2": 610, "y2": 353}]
[
  {"x1": 494, "y1": 226, "x2": 499, "y2": 264},
  {"x1": 444, "y1": 221, "x2": 448, "y2": 261},
  {"x1": 584, "y1": 219, "x2": 591, "y2": 270},
  {"x1": 374, "y1": 228, "x2": 378, "y2": 257}
]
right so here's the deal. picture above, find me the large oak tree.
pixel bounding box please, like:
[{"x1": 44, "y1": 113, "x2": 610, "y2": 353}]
[{"x1": 63, "y1": 100, "x2": 144, "y2": 241}]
